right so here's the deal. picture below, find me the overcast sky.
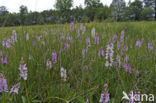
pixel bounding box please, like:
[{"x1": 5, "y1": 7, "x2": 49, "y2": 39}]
[{"x1": 0, "y1": 0, "x2": 132, "y2": 13}]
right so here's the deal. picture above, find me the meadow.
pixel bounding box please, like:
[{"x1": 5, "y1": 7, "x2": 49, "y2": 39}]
[{"x1": 0, "y1": 22, "x2": 155, "y2": 103}]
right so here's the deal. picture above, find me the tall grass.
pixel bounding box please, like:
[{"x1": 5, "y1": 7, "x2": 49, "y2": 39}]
[{"x1": 0, "y1": 22, "x2": 155, "y2": 103}]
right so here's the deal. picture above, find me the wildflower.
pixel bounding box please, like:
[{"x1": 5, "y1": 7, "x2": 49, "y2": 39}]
[
  {"x1": 70, "y1": 22, "x2": 74, "y2": 31},
  {"x1": 113, "y1": 61, "x2": 117, "y2": 67},
  {"x1": 41, "y1": 41, "x2": 45, "y2": 46},
  {"x1": 18, "y1": 58, "x2": 28, "y2": 80},
  {"x1": 60, "y1": 67, "x2": 67, "y2": 82},
  {"x1": 11, "y1": 35, "x2": 16, "y2": 43},
  {"x1": 77, "y1": 28, "x2": 80, "y2": 38},
  {"x1": 94, "y1": 34, "x2": 99, "y2": 44},
  {"x1": 26, "y1": 33, "x2": 29, "y2": 41},
  {"x1": 66, "y1": 36, "x2": 73, "y2": 41},
  {"x1": 83, "y1": 66, "x2": 88, "y2": 70},
  {"x1": 86, "y1": 38, "x2": 91, "y2": 48},
  {"x1": 121, "y1": 45, "x2": 128, "y2": 53},
  {"x1": 7, "y1": 38, "x2": 13, "y2": 47},
  {"x1": 91, "y1": 27, "x2": 96, "y2": 38},
  {"x1": 51, "y1": 29, "x2": 55, "y2": 35},
  {"x1": 124, "y1": 63, "x2": 131, "y2": 73},
  {"x1": 99, "y1": 84, "x2": 110, "y2": 103},
  {"x1": 2, "y1": 39, "x2": 11, "y2": 48},
  {"x1": 35, "y1": 35, "x2": 41, "y2": 41},
  {"x1": 80, "y1": 24, "x2": 86, "y2": 34},
  {"x1": 124, "y1": 45, "x2": 128, "y2": 51},
  {"x1": 129, "y1": 91, "x2": 140, "y2": 103},
  {"x1": 11, "y1": 30, "x2": 17, "y2": 42},
  {"x1": 44, "y1": 31, "x2": 48, "y2": 36},
  {"x1": 61, "y1": 48, "x2": 64, "y2": 52},
  {"x1": 125, "y1": 54, "x2": 129, "y2": 63},
  {"x1": 82, "y1": 49, "x2": 86, "y2": 57},
  {"x1": 46, "y1": 59, "x2": 52, "y2": 70},
  {"x1": 105, "y1": 41, "x2": 114, "y2": 67},
  {"x1": 0, "y1": 73, "x2": 8, "y2": 92},
  {"x1": 99, "y1": 47, "x2": 104, "y2": 57},
  {"x1": 136, "y1": 40, "x2": 142, "y2": 47},
  {"x1": 1, "y1": 56, "x2": 7, "y2": 64},
  {"x1": 12, "y1": 30, "x2": 17, "y2": 35},
  {"x1": 104, "y1": 84, "x2": 108, "y2": 88},
  {"x1": 52, "y1": 51, "x2": 57, "y2": 64},
  {"x1": 113, "y1": 34, "x2": 117, "y2": 42},
  {"x1": 60, "y1": 33, "x2": 65, "y2": 40},
  {"x1": 64, "y1": 42, "x2": 69, "y2": 51},
  {"x1": 116, "y1": 54, "x2": 121, "y2": 67},
  {"x1": 32, "y1": 40, "x2": 36, "y2": 46},
  {"x1": 148, "y1": 41, "x2": 153, "y2": 51},
  {"x1": 117, "y1": 41, "x2": 120, "y2": 50},
  {"x1": 120, "y1": 30, "x2": 125, "y2": 42},
  {"x1": 10, "y1": 83, "x2": 20, "y2": 94},
  {"x1": 99, "y1": 91, "x2": 110, "y2": 103},
  {"x1": 136, "y1": 70, "x2": 139, "y2": 76}
]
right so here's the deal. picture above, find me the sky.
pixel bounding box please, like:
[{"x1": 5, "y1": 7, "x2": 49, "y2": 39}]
[{"x1": 0, "y1": 0, "x2": 132, "y2": 13}]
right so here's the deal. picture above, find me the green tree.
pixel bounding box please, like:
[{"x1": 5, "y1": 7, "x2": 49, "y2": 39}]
[
  {"x1": 0, "y1": 6, "x2": 8, "y2": 16},
  {"x1": 55, "y1": 0, "x2": 73, "y2": 10},
  {"x1": 144, "y1": 0, "x2": 156, "y2": 20},
  {"x1": 128, "y1": 0, "x2": 143, "y2": 20},
  {"x1": 55, "y1": 0, "x2": 73, "y2": 23},
  {"x1": 72, "y1": 5, "x2": 84, "y2": 22},
  {"x1": 95, "y1": 6, "x2": 111, "y2": 21},
  {"x1": 19, "y1": 5, "x2": 28, "y2": 25},
  {"x1": 84, "y1": 0, "x2": 102, "y2": 8},
  {"x1": 141, "y1": 7, "x2": 154, "y2": 20},
  {"x1": 0, "y1": 6, "x2": 9, "y2": 26},
  {"x1": 110, "y1": 0, "x2": 126, "y2": 21},
  {"x1": 144, "y1": 0, "x2": 155, "y2": 8},
  {"x1": 84, "y1": 0, "x2": 103, "y2": 22}
]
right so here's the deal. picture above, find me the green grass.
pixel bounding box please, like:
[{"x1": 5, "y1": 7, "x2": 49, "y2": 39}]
[{"x1": 0, "y1": 22, "x2": 155, "y2": 103}]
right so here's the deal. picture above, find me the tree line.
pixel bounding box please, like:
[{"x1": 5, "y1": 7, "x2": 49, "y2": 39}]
[{"x1": 0, "y1": 0, "x2": 156, "y2": 27}]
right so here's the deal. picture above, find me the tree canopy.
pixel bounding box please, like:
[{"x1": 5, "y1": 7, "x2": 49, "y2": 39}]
[{"x1": 0, "y1": 0, "x2": 155, "y2": 27}]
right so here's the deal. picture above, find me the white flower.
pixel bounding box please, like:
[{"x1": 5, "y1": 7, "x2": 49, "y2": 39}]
[
  {"x1": 11, "y1": 30, "x2": 17, "y2": 42},
  {"x1": 46, "y1": 59, "x2": 52, "y2": 70},
  {"x1": 10, "y1": 83, "x2": 20, "y2": 94},
  {"x1": 26, "y1": 33, "x2": 29, "y2": 41},
  {"x1": 105, "y1": 42, "x2": 114, "y2": 67},
  {"x1": 91, "y1": 27, "x2": 96, "y2": 38},
  {"x1": 60, "y1": 67, "x2": 67, "y2": 82},
  {"x1": 18, "y1": 58, "x2": 28, "y2": 80}
]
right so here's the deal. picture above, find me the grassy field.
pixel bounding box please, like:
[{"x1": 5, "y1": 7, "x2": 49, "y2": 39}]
[{"x1": 0, "y1": 22, "x2": 155, "y2": 103}]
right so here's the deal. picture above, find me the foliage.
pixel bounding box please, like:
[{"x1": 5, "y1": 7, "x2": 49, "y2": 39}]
[
  {"x1": 141, "y1": 7, "x2": 155, "y2": 20},
  {"x1": 110, "y1": 0, "x2": 126, "y2": 21},
  {"x1": 0, "y1": 6, "x2": 8, "y2": 16},
  {"x1": 144, "y1": 0, "x2": 155, "y2": 8},
  {"x1": 84, "y1": 0, "x2": 102, "y2": 7},
  {"x1": 0, "y1": 0, "x2": 156, "y2": 26},
  {"x1": 19, "y1": 5, "x2": 28, "y2": 25},
  {"x1": 55, "y1": 0, "x2": 73, "y2": 23},
  {"x1": 128, "y1": 0, "x2": 143, "y2": 21}
]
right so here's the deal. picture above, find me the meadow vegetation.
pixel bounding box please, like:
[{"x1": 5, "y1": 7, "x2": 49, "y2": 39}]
[{"x1": 0, "y1": 22, "x2": 155, "y2": 103}]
